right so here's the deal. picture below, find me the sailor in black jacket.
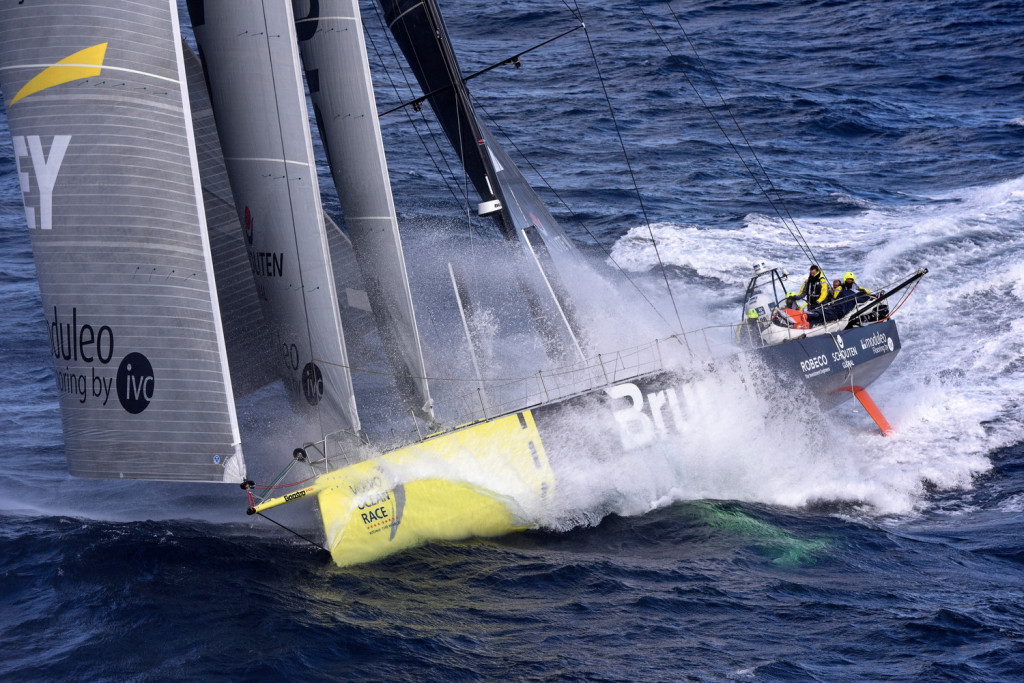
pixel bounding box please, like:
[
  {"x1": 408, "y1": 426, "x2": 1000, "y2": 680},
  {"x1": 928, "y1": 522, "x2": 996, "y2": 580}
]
[{"x1": 797, "y1": 265, "x2": 829, "y2": 310}]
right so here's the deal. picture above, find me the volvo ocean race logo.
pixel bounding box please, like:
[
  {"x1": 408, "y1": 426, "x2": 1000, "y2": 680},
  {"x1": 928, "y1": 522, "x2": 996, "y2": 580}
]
[
  {"x1": 350, "y1": 469, "x2": 406, "y2": 541},
  {"x1": 46, "y1": 306, "x2": 155, "y2": 414},
  {"x1": 302, "y1": 362, "x2": 324, "y2": 405}
]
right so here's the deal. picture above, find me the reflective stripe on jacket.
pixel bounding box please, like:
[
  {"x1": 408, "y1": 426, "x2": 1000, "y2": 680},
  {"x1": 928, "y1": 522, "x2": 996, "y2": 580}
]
[{"x1": 798, "y1": 272, "x2": 828, "y2": 305}]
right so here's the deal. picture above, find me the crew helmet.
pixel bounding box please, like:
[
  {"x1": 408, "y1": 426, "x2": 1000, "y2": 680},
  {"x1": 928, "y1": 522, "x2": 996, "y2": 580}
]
[{"x1": 844, "y1": 271, "x2": 856, "y2": 282}]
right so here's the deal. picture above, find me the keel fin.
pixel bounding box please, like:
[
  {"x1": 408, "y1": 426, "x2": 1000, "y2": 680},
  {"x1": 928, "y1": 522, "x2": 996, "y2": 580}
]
[{"x1": 837, "y1": 385, "x2": 894, "y2": 436}]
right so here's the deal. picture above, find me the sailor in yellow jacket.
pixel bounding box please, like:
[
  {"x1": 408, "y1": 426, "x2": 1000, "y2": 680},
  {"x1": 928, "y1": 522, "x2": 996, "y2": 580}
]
[
  {"x1": 797, "y1": 264, "x2": 829, "y2": 310},
  {"x1": 841, "y1": 271, "x2": 870, "y2": 297}
]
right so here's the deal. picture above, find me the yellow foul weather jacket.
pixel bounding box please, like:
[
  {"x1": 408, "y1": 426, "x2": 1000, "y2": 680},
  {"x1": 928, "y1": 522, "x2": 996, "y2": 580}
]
[{"x1": 798, "y1": 271, "x2": 829, "y2": 306}]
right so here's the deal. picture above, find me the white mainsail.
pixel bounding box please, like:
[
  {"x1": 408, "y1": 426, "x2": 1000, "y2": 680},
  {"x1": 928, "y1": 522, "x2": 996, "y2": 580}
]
[
  {"x1": 0, "y1": 0, "x2": 244, "y2": 481},
  {"x1": 190, "y1": 1, "x2": 361, "y2": 445},
  {"x1": 293, "y1": 0, "x2": 435, "y2": 424}
]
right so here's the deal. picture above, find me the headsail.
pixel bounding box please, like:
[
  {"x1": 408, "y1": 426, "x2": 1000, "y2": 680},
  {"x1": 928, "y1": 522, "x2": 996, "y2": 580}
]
[
  {"x1": 292, "y1": 0, "x2": 434, "y2": 424},
  {"x1": 0, "y1": 0, "x2": 244, "y2": 481},
  {"x1": 189, "y1": 0, "x2": 361, "y2": 445},
  {"x1": 181, "y1": 40, "x2": 277, "y2": 399}
]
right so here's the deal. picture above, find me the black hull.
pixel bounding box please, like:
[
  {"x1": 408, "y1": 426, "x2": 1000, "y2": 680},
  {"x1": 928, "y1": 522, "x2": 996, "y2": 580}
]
[{"x1": 753, "y1": 319, "x2": 900, "y2": 409}]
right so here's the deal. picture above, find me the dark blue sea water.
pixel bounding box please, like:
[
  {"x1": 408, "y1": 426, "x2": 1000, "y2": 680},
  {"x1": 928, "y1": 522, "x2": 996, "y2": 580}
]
[{"x1": 3, "y1": 1, "x2": 1024, "y2": 680}]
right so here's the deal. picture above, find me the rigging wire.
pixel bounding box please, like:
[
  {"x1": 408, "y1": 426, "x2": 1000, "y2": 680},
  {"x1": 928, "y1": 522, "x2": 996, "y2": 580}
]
[
  {"x1": 304, "y1": 266, "x2": 919, "y2": 386},
  {"x1": 568, "y1": 0, "x2": 690, "y2": 347},
  {"x1": 367, "y1": 1, "x2": 679, "y2": 336},
  {"x1": 417, "y1": 0, "x2": 486, "y2": 257},
  {"x1": 242, "y1": 481, "x2": 327, "y2": 551},
  {"x1": 255, "y1": 512, "x2": 328, "y2": 552},
  {"x1": 365, "y1": 1, "x2": 470, "y2": 213},
  {"x1": 663, "y1": 3, "x2": 813, "y2": 257},
  {"x1": 468, "y1": 92, "x2": 673, "y2": 332},
  {"x1": 880, "y1": 279, "x2": 920, "y2": 321},
  {"x1": 642, "y1": 1, "x2": 819, "y2": 266},
  {"x1": 379, "y1": 24, "x2": 585, "y2": 117}
]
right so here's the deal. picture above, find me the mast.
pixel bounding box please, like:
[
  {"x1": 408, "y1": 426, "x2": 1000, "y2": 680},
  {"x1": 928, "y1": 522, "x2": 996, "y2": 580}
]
[
  {"x1": 376, "y1": 0, "x2": 521, "y2": 237},
  {"x1": 377, "y1": 0, "x2": 589, "y2": 356},
  {"x1": 189, "y1": 0, "x2": 362, "y2": 447},
  {"x1": 0, "y1": 0, "x2": 244, "y2": 481},
  {"x1": 292, "y1": 0, "x2": 435, "y2": 424}
]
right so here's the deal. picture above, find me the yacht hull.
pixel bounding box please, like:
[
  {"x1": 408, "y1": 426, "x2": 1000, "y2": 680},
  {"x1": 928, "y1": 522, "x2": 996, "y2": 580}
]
[
  {"x1": 315, "y1": 411, "x2": 554, "y2": 566},
  {"x1": 754, "y1": 318, "x2": 901, "y2": 409},
  {"x1": 307, "y1": 319, "x2": 901, "y2": 565}
]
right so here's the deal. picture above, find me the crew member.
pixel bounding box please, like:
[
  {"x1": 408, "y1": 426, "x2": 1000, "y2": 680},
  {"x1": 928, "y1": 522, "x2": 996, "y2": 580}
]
[
  {"x1": 807, "y1": 272, "x2": 871, "y2": 324},
  {"x1": 738, "y1": 308, "x2": 760, "y2": 346},
  {"x1": 841, "y1": 272, "x2": 870, "y2": 298},
  {"x1": 797, "y1": 264, "x2": 829, "y2": 311}
]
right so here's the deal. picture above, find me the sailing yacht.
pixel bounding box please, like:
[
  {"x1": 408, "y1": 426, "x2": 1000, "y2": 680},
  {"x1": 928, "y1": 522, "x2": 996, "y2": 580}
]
[{"x1": 0, "y1": 0, "x2": 922, "y2": 566}]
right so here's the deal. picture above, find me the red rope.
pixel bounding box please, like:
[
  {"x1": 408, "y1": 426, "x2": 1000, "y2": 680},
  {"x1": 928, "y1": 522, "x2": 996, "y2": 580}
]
[
  {"x1": 880, "y1": 279, "x2": 921, "y2": 321},
  {"x1": 252, "y1": 476, "x2": 317, "y2": 490}
]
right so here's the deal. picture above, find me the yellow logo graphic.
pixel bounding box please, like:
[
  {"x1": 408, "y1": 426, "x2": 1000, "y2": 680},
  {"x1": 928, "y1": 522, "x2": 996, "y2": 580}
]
[{"x1": 10, "y1": 43, "x2": 108, "y2": 106}]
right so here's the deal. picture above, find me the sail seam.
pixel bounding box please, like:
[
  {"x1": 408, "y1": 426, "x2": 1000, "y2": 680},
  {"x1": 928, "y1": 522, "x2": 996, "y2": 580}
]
[
  {"x1": 387, "y1": 3, "x2": 425, "y2": 28},
  {"x1": 222, "y1": 156, "x2": 313, "y2": 167},
  {"x1": 295, "y1": 16, "x2": 357, "y2": 23},
  {"x1": 0, "y1": 62, "x2": 180, "y2": 85}
]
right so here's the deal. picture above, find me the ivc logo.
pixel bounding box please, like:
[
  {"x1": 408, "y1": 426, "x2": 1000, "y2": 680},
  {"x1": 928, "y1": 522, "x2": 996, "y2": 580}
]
[
  {"x1": 302, "y1": 362, "x2": 323, "y2": 405},
  {"x1": 116, "y1": 352, "x2": 155, "y2": 415}
]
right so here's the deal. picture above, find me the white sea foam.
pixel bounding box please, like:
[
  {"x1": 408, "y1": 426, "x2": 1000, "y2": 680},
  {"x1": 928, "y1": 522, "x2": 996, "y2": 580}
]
[
  {"x1": 3, "y1": 165, "x2": 1021, "y2": 531},
  {"x1": 584, "y1": 174, "x2": 1024, "y2": 522}
]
